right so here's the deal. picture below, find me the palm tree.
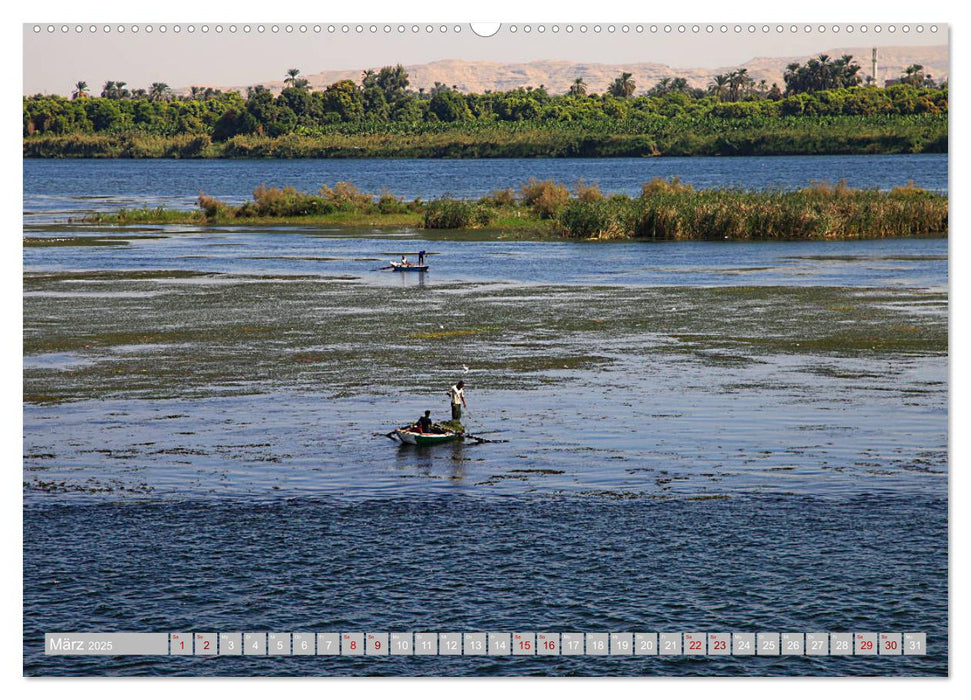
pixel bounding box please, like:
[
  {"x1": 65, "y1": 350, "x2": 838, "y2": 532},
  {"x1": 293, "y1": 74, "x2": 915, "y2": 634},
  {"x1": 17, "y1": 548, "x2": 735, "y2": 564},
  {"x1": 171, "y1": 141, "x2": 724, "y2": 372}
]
[
  {"x1": 101, "y1": 81, "x2": 130, "y2": 99},
  {"x1": 149, "y1": 82, "x2": 171, "y2": 102},
  {"x1": 609, "y1": 72, "x2": 636, "y2": 98},
  {"x1": 568, "y1": 77, "x2": 587, "y2": 97},
  {"x1": 728, "y1": 69, "x2": 751, "y2": 101},
  {"x1": 189, "y1": 86, "x2": 204, "y2": 99},
  {"x1": 709, "y1": 74, "x2": 729, "y2": 100},
  {"x1": 72, "y1": 81, "x2": 88, "y2": 99},
  {"x1": 902, "y1": 64, "x2": 927, "y2": 86},
  {"x1": 284, "y1": 68, "x2": 301, "y2": 88}
]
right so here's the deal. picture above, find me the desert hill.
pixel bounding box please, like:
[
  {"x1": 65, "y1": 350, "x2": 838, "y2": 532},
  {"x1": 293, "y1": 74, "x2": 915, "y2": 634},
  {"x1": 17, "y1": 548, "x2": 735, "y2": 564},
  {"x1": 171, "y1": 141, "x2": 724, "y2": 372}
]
[{"x1": 217, "y1": 44, "x2": 947, "y2": 96}]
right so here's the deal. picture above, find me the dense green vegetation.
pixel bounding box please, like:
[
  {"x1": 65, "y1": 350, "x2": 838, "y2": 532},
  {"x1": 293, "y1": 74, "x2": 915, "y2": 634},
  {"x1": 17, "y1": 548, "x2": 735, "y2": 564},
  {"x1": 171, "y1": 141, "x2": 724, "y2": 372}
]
[
  {"x1": 24, "y1": 56, "x2": 947, "y2": 158},
  {"x1": 81, "y1": 178, "x2": 948, "y2": 240}
]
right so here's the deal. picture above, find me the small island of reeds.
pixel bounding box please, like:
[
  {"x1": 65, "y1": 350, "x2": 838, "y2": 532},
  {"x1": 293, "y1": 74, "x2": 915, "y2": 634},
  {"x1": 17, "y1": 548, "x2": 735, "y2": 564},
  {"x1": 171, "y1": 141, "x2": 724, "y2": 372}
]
[{"x1": 80, "y1": 178, "x2": 948, "y2": 241}]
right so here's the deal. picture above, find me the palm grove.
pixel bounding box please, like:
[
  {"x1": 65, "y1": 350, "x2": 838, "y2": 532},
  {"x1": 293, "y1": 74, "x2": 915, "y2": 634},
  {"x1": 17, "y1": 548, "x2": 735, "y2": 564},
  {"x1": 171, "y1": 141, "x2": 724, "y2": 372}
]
[{"x1": 23, "y1": 56, "x2": 947, "y2": 158}]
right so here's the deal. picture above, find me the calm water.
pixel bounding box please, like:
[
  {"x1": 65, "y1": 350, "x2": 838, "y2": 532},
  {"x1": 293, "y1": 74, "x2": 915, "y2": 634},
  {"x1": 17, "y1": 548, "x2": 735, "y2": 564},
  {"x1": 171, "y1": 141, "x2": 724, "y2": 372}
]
[
  {"x1": 24, "y1": 495, "x2": 947, "y2": 677},
  {"x1": 23, "y1": 154, "x2": 948, "y2": 222},
  {"x1": 22, "y1": 156, "x2": 949, "y2": 676}
]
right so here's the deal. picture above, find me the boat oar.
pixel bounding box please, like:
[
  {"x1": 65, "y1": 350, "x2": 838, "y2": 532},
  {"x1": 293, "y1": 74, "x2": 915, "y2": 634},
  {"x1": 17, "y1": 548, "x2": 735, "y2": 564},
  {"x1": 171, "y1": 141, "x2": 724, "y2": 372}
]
[
  {"x1": 375, "y1": 431, "x2": 399, "y2": 440},
  {"x1": 462, "y1": 432, "x2": 509, "y2": 444},
  {"x1": 372, "y1": 265, "x2": 393, "y2": 271}
]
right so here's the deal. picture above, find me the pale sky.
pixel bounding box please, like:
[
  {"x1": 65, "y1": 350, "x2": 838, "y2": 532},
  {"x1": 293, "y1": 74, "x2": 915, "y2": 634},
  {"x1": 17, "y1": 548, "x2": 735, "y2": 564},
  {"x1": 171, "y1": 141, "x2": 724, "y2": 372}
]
[{"x1": 23, "y1": 22, "x2": 948, "y2": 96}]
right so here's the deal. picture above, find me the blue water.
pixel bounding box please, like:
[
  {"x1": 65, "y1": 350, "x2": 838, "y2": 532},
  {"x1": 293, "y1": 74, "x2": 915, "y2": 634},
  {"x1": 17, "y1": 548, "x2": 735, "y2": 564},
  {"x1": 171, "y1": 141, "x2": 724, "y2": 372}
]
[
  {"x1": 23, "y1": 230, "x2": 948, "y2": 290},
  {"x1": 22, "y1": 156, "x2": 949, "y2": 676},
  {"x1": 23, "y1": 154, "x2": 948, "y2": 222},
  {"x1": 23, "y1": 495, "x2": 947, "y2": 676}
]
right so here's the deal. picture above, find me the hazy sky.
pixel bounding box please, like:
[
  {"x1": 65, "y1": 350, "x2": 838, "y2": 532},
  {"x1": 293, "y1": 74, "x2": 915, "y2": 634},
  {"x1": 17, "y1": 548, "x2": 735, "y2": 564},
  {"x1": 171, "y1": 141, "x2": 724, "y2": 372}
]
[{"x1": 23, "y1": 22, "x2": 948, "y2": 95}]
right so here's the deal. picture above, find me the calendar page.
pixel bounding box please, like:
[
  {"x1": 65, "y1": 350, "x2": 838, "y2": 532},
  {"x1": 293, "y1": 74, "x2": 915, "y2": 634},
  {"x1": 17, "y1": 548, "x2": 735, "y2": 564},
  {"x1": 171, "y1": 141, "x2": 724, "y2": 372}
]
[{"x1": 21, "y1": 15, "x2": 949, "y2": 679}]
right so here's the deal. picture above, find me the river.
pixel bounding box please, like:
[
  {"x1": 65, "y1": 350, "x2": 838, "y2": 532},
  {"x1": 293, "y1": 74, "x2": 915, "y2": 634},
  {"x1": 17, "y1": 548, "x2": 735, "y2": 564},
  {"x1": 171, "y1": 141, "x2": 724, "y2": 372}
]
[{"x1": 22, "y1": 154, "x2": 948, "y2": 676}]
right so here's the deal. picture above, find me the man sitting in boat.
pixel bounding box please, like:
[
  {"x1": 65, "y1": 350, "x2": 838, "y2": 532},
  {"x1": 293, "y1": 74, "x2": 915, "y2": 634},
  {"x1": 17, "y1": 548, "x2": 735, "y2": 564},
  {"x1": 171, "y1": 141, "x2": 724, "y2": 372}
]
[
  {"x1": 400, "y1": 255, "x2": 409, "y2": 266},
  {"x1": 415, "y1": 410, "x2": 434, "y2": 433}
]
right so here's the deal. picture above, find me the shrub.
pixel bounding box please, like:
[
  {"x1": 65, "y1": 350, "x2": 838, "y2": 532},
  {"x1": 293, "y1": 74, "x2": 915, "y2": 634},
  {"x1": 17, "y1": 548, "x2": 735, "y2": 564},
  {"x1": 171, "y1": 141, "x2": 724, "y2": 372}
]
[
  {"x1": 573, "y1": 179, "x2": 604, "y2": 203},
  {"x1": 318, "y1": 181, "x2": 374, "y2": 212},
  {"x1": 423, "y1": 198, "x2": 495, "y2": 229},
  {"x1": 520, "y1": 177, "x2": 570, "y2": 218},
  {"x1": 482, "y1": 187, "x2": 516, "y2": 206},
  {"x1": 377, "y1": 192, "x2": 406, "y2": 214},
  {"x1": 198, "y1": 193, "x2": 232, "y2": 220},
  {"x1": 556, "y1": 199, "x2": 629, "y2": 239},
  {"x1": 250, "y1": 184, "x2": 335, "y2": 216},
  {"x1": 640, "y1": 176, "x2": 694, "y2": 197}
]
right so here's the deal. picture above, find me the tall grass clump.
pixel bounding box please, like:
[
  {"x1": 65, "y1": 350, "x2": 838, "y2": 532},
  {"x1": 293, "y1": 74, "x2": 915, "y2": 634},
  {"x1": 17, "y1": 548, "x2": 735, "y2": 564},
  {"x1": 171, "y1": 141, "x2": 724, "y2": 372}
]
[
  {"x1": 556, "y1": 199, "x2": 631, "y2": 239},
  {"x1": 318, "y1": 181, "x2": 375, "y2": 212},
  {"x1": 423, "y1": 198, "x2": 495, "y2": 229},
  {"x1": 552, "y1": 177, "x2": 947, "y2": 240},
  {"x1": 520, "y1": 178, "x2": 570, "y2": 218},
  {"x1": 480, "y1": 188, "x2": 517, "y2": 207},
  {"x1": 198, "y1": 193, "x2": 233, "y2": 220},
  {"x1": 573, "y1": 179, "x2": 605, "y2": 203},
  {"x1": 234, "y1": 185, "x2": 337, "y2": 217}
]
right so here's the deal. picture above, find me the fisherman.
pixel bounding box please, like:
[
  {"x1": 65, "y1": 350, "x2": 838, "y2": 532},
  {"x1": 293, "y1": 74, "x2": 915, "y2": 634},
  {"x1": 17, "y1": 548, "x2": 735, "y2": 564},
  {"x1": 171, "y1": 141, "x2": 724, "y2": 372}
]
[
  {"x1": 448, "y1": 380, "x2": 467, "y2": 420},
  {"x1": 400, "y1": 255, "x2": 409, "y2": 266},
  {"x1": 418, "y1": 250, "x2": 426, "y2": 266},
  {"x1": 415, "y1": 410, "x2": 433, "y2": 433}
]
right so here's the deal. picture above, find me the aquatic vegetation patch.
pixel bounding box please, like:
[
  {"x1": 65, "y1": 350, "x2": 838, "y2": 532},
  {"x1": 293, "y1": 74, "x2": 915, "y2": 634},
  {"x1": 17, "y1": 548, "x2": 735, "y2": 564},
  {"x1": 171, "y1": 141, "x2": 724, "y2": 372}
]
[
  {"x1": 22, "y1": 271, "x2": 947, "y2": 404},
  {"x1": 408, "y1": 326, "x2": 497, "y2": 340},
  {"x1": 23, "y1": 236, "x2": 130, "y2": 247},
  {"x1": 76, "y1": 178, "x2": 947, "y2": 241}
]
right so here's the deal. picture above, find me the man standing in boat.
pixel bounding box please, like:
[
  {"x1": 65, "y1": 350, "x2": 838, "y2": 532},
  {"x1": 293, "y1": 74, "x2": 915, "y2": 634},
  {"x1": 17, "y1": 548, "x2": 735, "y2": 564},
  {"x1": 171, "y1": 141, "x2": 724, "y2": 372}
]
[{"x1": 448, "y1": 380, "x2": 467, "y2": 420}]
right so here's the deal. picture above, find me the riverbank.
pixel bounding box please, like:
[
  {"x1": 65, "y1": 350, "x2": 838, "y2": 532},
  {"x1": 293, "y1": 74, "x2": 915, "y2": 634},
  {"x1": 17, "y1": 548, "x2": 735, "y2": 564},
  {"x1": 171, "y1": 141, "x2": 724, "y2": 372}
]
[
  {"x1": 78, "y1": 178, "x2": 948, "y2": 240},
  {"x1": 23, "y1": 115, "x2": 947, "y2": 159}
]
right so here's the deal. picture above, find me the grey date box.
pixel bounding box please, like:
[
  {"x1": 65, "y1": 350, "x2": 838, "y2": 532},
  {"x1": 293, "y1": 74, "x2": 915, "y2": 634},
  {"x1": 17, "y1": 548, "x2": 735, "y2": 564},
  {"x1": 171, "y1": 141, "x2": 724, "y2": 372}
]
[
  {"x1": 830, "y1": 633, "x2": 853, "y2": 656},
  {"x1": 218, "y1": 633, "x2": 242, "y2": 656},
  {"x1": 561, "y1": 632, "x2": 584, "y2": 656},
  {"x1": 733, "y1": 633, "x2": 756, "y2": 656},
  {"x1": 439, "y1": 632, "x2": 462, "y2": 656},
  {"x1": 806, "y1": 633, "x2": 829, "y2": 656},
  {"x1": 341, "y1": 632, "x2": 364, "y2": 656},
  {"x1": 243, "y1": 633, "x2": 266, "y2": 656},
  {"x1": 292, "y1": 633, "x2": 314, "y2": 655},
  {"x1": 635, "y1": 633, "x2": 658, "y2": 656},
  {"x1": 194, "y1": 633, "x2": 217, "y2": 656},
  {"x1": 316, "y1": 633, "x2": 340, "y2": 655},
  {"x1": 536, "y1": 632, "x2": 559, "y2": 656}
]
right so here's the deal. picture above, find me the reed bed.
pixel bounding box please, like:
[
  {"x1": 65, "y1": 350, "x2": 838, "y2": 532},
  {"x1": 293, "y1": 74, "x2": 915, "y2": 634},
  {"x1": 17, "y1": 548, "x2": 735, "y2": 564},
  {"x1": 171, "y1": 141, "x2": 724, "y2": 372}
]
[
  {"x1": 81, "y1": 178, "x2": 947, "y2": 240},
  {"x1": 556, "y1": 178, "x2": 948, "y2": 240}
]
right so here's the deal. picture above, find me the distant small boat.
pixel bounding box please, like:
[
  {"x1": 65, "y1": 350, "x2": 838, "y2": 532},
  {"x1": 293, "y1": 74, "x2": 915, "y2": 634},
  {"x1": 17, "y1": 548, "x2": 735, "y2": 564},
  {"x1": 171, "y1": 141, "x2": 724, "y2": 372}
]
[
  {"x1": 390, "y1": 262, "x2": 428, "y2": 272},
  {"x1": 393, "y1": 427, "x2": 461, "y2": 446}
]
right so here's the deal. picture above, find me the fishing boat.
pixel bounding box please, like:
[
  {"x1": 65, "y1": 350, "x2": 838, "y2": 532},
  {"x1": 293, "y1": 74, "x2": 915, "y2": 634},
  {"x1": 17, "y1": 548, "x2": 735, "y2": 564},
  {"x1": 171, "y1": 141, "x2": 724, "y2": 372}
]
[
  {"x1": 390, "y1": 262, "x2": 428, "y2": 272},
  {"x1": 393, "y1": 427, "x2": 461, "y2": 445}
]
